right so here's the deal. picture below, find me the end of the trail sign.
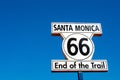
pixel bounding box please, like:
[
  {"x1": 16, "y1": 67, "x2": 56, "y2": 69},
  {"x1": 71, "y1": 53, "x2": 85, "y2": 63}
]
[
  {"x1": 52, "y1": 60, "x2": 108, "y2": 72},
  {"x1": 51, "y1": 22, "x2": 108, "y2": 73}
]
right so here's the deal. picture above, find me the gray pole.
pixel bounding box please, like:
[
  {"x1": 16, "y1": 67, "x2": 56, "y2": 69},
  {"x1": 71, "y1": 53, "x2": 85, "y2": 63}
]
[{"x1": 78, "y1": 72, "x2": 83, "y2": 80}]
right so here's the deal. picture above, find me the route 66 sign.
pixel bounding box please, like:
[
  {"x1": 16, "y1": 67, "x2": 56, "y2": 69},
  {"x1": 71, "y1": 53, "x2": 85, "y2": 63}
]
[
  {"x1": 51, "y1": 22, "x2": 102, "y2": 60},
  {"x1": 51, "y1": 22, "x2": 108, "y2": 72},
  {"x1": 62, "y1": 33, "x2": 94, "y2": 60}
]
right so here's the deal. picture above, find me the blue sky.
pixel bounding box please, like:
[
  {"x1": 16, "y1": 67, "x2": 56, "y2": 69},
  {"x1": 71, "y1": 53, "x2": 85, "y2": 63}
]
[{"x1": 0, "y1": 0, "x2": 120, "y2": 80}]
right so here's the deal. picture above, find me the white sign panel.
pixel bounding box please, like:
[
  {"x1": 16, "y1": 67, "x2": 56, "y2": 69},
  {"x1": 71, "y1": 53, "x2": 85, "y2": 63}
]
[
  {"x1": 51, "y1": 22, "x2": 102, "y2": 36},
  {"x1": 52, "y1": 60, "x2": 108, "y2": 72}
]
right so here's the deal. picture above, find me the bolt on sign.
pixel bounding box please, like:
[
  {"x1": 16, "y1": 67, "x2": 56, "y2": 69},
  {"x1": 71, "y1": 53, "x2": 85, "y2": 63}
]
[{"x1": 51, "y1": 22, "x2": 108, "y2": 75}]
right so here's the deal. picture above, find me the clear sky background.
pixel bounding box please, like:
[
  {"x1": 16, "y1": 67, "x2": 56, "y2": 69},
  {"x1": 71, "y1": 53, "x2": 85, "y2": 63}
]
[{"x1": 0, "y1": 0, "x2": 120, "y2": 80}]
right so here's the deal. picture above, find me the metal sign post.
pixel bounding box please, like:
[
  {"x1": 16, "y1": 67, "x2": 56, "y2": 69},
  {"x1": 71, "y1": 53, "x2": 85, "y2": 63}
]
[{"x1": 78, "y1": 72, "x2": 83, "y2": 80}]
